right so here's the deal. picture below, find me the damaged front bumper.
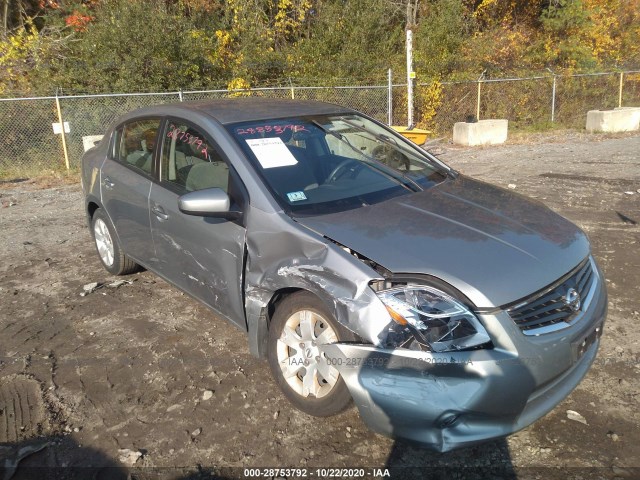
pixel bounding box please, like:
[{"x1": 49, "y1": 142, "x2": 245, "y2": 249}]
[{"x1": 320, "y1": 276, "x2": 607, "y2": 452}]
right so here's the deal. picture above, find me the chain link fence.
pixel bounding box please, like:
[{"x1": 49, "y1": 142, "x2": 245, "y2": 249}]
[
  {"x1": 407, "y1": 71, "x2": 640, "y2": 136},
  {"x1": 1, "y1": 71, "x2": 639, "y2": 176}
]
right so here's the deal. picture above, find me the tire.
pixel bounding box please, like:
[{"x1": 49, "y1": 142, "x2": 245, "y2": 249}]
[
  {"x1": 91, "y1": 208, "x2": 138, "y2": 276},
  {"x1": 267, "y1": 291, "x2": 356, "y2": 417}
]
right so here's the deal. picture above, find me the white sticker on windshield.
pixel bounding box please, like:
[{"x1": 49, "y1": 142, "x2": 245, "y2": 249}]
[
  {"x1": 286, "y1": 191, "x2": 307, "y2": 202},
  {"x1": 245, "y1": 137, "x2": 298, "y2": 169}
]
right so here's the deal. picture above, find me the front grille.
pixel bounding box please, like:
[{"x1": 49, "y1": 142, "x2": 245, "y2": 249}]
[{"x1": 507, "y1": 257, "x2": 596, "y2": 334}]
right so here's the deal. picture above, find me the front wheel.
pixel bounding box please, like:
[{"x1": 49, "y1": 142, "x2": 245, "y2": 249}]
[
  {"x1": 91, "y1": 208, "x2": 138, "y2": 276},
  {"x1": 267, "y1": 291, "x2": 356, "y2": 417}
]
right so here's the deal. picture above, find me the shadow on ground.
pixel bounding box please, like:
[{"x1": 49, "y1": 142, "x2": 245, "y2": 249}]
[{"x1": 0, "y1": 435, "x2": 238, "y2": 480}]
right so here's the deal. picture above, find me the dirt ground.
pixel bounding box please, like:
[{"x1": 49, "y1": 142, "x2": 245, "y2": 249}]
[{"x1": 0, "y1": 132, "x2": 639, "y2": 479}]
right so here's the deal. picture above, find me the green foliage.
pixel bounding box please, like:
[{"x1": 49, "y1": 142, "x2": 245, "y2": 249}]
[
  {"x1": 288, "y1": 0, "x2": 405, "y2": 83},
  {"x1": 36, "y1": 0, "x2": 226, "y2": 93},
  {"x1": 540, "y1": 0, "x2": 597, "y2": 70},
  {"x1": 414, "y1": 0, "x2": 472, "y2": 78},
  {"x1": 1, "y1": 0, "x2": 639, "y2": 95}
]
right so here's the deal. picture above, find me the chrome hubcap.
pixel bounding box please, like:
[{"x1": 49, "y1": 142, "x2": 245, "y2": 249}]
[
  {"x1": 93, "y1": 218, "x2": 114, "y2": 267},
  {"x1": 276, "y1": 310, "x2": 340, "y2": 398}
]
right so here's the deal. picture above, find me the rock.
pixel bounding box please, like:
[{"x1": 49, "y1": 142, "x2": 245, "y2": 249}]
[
  {"x1": 80, "y1": 282, "x2": 101, "y2": 296},
  {"x1": 73, "y1": 427, "x2": 80, "y2": 433},
  {"x1": 117, "y1": 449, "x2": 142, "y2": 466},
  {"x1": 508, "y1": 184, "x2": 517, "y2": 189},
  {"x1": 107, "y1": 279, "x2": 133, "y2": 288},
  {"x1": 566, "y1": 410, "x2": 588, "y2": 425},
  {"x1": 346, "y1": 432, "x2": 352, "y2": 438},
  {"x1": 612, "y1": 466, "x2": 633, "y2": 477},
  {"x1": 624, "y1": 191, "x2": 634, "y2": 195},
  {"x1": 191, "y1": 427, "x2": 202, "y2": 437},
  {"x1": 202, "y1": 390, "x2": 214, "y2": 401},
  {"x1": 166, "y1": 404, "x2": 181, "y2": 412},
  {"x1": 611, "y1": 433, "x2": 620, "y2": 442},
  {"x1": 273, "y1": 410, "x2": 279, "y2": 420}
]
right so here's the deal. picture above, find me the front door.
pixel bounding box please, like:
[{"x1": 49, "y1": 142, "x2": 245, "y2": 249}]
[{"x1": 149, "y1": 119, "x2": 247, "y2": 328}]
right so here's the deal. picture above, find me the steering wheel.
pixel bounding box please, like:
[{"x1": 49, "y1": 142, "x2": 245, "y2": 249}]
[
  {"x1": 326, "y1": 159, "x2": 364, "y2": 183},
  {"x1": 371, "y1": 145, "x2": 410, "y2": 171}
]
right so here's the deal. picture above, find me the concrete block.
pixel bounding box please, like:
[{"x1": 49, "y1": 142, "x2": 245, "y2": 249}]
[
  {"x1": 586, "y1": 109, "x2": 640, "y2": 133},
  {"x1": 453, "y1": 119, "x2": 508, "y2": 146},
  {"x1": 82, "y1": 135, "x2": 104, "y2": 152},
  {"x1": 614, "y1": 107, "x2": 640, "y2": 130}
]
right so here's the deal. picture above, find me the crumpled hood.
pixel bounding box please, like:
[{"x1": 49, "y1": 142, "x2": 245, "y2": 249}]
[{"x1": 296, "y1": 176, "x2": 590, "y2": 308}]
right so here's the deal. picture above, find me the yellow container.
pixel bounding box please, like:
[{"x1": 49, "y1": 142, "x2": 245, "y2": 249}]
[{"x1": 391, "y1": 126, "x2": 430, "y2": 145}]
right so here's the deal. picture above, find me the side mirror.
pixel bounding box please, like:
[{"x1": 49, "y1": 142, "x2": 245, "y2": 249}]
[{"x1": 178, "y1": 188, "x2": 242, "y2": 219}]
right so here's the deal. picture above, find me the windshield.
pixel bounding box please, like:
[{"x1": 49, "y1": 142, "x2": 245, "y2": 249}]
[{"x1": 227, "y1": 114, "x2": 448, "y2": 216}]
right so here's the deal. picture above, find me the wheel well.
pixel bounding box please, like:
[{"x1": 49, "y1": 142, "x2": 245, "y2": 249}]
[
  {"x1": 265, "y1": 287, "x2": 304, "y2": 329},
  {"x1": 87, "y1": 201, "x2": 100, "y2": 219}
]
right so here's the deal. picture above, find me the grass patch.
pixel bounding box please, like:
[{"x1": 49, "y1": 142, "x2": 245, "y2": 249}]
[{"x1": 0, "y1": 165, "x2": 80, "y2": 188}]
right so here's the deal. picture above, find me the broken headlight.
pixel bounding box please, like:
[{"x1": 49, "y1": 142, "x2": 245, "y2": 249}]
[{"x1": 377, "y1": 285, "x2": 491, "y2": 352}]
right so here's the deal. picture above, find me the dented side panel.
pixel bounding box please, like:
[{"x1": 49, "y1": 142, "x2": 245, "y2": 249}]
[
  {"x1": 149, "y1": 183, "x2": 247, "y2": 328},
  {"x1": 243, "y1": 205, "x2": 392, "y2": 357}
]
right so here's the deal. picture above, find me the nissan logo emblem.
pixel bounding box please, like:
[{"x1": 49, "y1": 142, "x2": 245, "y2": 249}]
[{"x1": 563, "y1": 287, "x2": 581, "y2": 312}]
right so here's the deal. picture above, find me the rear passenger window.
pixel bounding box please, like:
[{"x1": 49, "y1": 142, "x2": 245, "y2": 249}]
[
  {"x1": 116, "y1": 119, "x2": 161, "y2": 174},
  {"x1": 161, "y1": 122, "x2": 229, "y2": 193}
]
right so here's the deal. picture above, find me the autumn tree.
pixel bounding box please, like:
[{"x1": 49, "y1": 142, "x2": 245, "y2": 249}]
[
  {"x1": 34, "y1": 0, "x2": 226, "y2": 93},
  {"x1": 289, "y1": 0, "x2": 405, "y2": 83}
]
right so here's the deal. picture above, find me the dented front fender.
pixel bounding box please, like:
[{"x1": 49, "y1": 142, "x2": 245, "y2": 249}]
[{"x1": 243, "y1": 206, "x2": 390, "y2": 357}]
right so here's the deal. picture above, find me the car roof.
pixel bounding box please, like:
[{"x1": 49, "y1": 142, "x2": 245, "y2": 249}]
[{"x1": 116, "y1": 98, "x2": 355, "y2": 125}]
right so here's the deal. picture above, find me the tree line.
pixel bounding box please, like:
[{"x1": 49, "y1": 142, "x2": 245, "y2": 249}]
[{"x1": 1, "y1": 0, "x2": 639, "y2": 96}]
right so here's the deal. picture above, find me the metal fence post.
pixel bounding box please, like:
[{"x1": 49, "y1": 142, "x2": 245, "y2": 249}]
[
  {"x1": 475, "y1": 70, "x2": 487, "y2": 121},
  {"x1": 551, "y1": 76, "x2": 556, "y2": 123},
  {"x1": 178, "y1": 90, "x2": 183, "y2": 102},
  {"x1": 54, "y1": 93, "x2": 70, "y2": 170},
  {"x1": 289, "y1": 78, "x2": 295, "y2": 100},
  {"x1": 476, "y1": 81, "x2": 481, "y2": 121},
  {"x1": 546, "y1": 68, "x2": 557, "y2": 123},
  {"x1": 406, "y1": 29, "x2": 414, "y2": 127},
  {"x1": 618, "y1": 72, "x2": 624, "y2": 108},
  {"x1": 387, "y1": 68, "x2": 393, "y2": 125}
]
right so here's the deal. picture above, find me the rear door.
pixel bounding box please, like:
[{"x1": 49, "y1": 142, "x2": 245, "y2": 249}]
[
  {"x1": 148, "y1": 119, "x2": 248, "y2": 328},
  {"x1": 100, "y1": 118, "x2": 161, "y2": 264}
]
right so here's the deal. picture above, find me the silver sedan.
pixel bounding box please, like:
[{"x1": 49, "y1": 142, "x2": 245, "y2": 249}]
[{"x1": 81, "y1": 99, "x2": 607, "y2": 452}]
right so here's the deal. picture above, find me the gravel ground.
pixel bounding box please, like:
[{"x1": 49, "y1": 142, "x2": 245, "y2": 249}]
[{"x1": 0, "y1": 133, "x2": 639, "y2": 479}]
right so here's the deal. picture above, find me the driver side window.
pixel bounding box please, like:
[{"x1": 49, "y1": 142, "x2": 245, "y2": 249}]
[{"x1": 161, "y1": 122, "x2": 229, "y2": 193}]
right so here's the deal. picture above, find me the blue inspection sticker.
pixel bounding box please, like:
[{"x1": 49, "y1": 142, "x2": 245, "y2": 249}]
[{"x1": 286, "y1": 191, "x2": 307, "y2": 202}]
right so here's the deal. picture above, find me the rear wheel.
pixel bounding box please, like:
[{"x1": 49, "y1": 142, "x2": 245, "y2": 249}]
[
  {"x1": 267, "y1": 291, "x2": 356, "y2": 416},
  {"x1": 91, "y1": 208, "x2": 138, "y2": 276}
]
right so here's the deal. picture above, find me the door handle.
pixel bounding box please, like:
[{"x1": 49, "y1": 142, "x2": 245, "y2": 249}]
[
  {"x1": 151, "y1": 205, "x2": 169, "y2": 221},
  {"x1": 102, "y1": 176, "x2": 115, "y2": 189}
]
